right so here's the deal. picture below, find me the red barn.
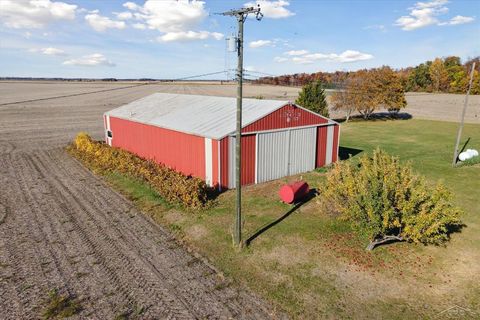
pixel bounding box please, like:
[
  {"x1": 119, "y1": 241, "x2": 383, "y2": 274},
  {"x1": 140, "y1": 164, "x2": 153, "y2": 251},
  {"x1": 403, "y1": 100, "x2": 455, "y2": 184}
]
[{"x1": 104, "y1": 93, "x2": 339, "y2": 190}]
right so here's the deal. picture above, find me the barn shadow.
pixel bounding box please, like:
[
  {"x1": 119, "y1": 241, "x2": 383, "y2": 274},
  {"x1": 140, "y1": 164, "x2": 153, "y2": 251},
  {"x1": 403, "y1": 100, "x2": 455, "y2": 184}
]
[
  {"x1": 338, "y1": 146, "x2": 363, "y2": 160},
  {"x1": 245, "y1": 189, "x2": 317, "y2": 247}
]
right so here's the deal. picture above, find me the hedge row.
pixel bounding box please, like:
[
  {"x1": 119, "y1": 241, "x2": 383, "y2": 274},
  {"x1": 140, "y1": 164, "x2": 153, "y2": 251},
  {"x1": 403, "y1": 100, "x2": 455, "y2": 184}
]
[{"x1": 69, "y1": 133, "x2": 210, "y2": 209}]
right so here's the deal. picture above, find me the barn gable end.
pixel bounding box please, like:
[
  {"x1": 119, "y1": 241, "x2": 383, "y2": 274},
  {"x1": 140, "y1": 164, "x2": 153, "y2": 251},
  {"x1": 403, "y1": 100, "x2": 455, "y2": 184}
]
[{"x1": 242, "y1": 104, "x2": 329, "y2": 134}]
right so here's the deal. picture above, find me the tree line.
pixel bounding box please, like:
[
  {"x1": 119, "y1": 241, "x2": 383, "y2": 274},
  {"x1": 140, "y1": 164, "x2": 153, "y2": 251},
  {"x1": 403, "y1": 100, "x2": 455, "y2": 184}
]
[{"x1": 255, "y1": 56, "x2": 480, "y2": 95}]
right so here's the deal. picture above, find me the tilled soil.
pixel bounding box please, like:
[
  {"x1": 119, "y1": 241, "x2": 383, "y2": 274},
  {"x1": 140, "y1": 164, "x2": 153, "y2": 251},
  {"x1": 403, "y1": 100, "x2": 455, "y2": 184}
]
[{"x1": 0, "y1": 82, "x2": 283, "y2": 319}]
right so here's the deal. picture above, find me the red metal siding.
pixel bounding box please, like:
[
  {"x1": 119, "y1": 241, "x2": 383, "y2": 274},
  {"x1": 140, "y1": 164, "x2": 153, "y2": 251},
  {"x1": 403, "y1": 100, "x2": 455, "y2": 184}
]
[
  {"x1": 109, "y1": 117, "x2": 205, "y2": 179},
  {"x1": 242, "y1": 104, "x2": 328, "y2": 133},
  {"x1": 316, "y1": 126, "x2": 328, "y2": 167},
  {"x1": 219, "y1": 135, "x2": 255, "y2": 189},
  {"x1": 241, "y1": 135, "x2": 256, "y2": 185},
  {"x1": 212, "y1": 139, "x2": 219, "y2": 188},
  {"x1": 220, "y1": 137, "x2": 229, "y2": 190},
  {"x1": 332, "y1": 125, "x2": 339, "y2": 163}
]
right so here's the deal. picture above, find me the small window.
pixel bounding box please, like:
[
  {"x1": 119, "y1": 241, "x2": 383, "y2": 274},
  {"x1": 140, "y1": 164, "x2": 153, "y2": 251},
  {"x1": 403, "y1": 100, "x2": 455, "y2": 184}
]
[{"x1": 107, "y1": 130, "x2": 113, "y2": 138}]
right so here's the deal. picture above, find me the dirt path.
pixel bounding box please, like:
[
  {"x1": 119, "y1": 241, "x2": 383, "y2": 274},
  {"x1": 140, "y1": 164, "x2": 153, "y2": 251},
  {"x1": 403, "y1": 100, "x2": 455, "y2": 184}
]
[{"x1": 0, "y1": 83, "x2": 281, "y2": 319}]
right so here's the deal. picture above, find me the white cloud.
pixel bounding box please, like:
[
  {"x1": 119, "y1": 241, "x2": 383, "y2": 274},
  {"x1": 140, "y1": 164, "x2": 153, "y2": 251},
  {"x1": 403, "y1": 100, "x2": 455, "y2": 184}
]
[
  {"x1": 63, "y1": 53, "x2": 115, "y2": 67},
  {"x1": 132, "y1": 23, "x2": 146, "y2": 30},
  {"x1": 273, "y1": 56, "x2": 288, "y2": 63},
  {"x1": 244, "y1": 1, "x2": 294, "y2": 19},
  {"x1": 287, "y1": 50, "x2": 373, "y2": 64},
  {"x1": 122, "y1": 0, "x2": 222, "y2": 42},
  {"x1": 364, "y1": 24, "x2": 387, "y2": 32},
  {"x1": 329, "y1": 50, "x2": 374, "y2": 63},
  {"x1": 124, "y1": 0, "x2": 207, "y2": 33},
  {"x1": 439, "y1": 15, "x2": 475, "y2": 25},
  {"x1": 85, "y1": 13, "x2": 126, "y2": 32},
  {"x1": 0, "y1": 0, "x2": 77, "y2": 29},
  {"x1": 292, "y1": 56, "x2": 314, "y2": 64},
  {"x1": 30, "y1": 47, "x2": 66, "y2": 56},
  {"x1": 115, "y1": 11, "x2": 133, "y2": 20},
  {"x1": 284, "y1": 50, "x2": 309, "y2": 56},
  {"x1": 123, "y1": 2, "x2": 140, "y2": 11},
  {"x1": 396, "y1": 0, "x2": 474, "y2": 31},
  {"x1": 249, "y1": 40, "x2": 272, "y2": 48},
  {"x1": 157, "y1": 31, "x2": 223, "y2": 42}
]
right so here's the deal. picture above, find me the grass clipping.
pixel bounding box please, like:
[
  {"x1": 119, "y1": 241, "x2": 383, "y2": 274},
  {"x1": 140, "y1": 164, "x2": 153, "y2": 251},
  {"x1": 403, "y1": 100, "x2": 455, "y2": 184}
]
[
  {"x1": 318, "y1": 148, "x2": 463, "y2": 250},
  {"x1": 68, "y1": 133, "x2": 211, "y2": 209}
]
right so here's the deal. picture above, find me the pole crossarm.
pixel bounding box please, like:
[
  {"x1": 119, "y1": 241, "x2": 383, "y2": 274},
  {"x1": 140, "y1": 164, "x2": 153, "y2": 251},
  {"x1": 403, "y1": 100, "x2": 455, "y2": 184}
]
[{"x1": 218, "y1": 6, "x2": 263, "y2": 21}]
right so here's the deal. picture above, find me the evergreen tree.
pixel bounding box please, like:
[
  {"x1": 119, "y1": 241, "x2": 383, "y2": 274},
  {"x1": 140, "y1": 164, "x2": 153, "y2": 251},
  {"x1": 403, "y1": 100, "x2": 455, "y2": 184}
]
[{"x1": 295, "y1": 80, "x2": 329, "y2": 117}]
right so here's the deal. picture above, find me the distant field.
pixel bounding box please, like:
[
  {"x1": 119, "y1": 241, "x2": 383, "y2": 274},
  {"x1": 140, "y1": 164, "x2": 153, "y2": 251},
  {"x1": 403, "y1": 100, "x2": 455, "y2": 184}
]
[{"x1": 0, "y1": 81, "x2": 479, "y2": 125}]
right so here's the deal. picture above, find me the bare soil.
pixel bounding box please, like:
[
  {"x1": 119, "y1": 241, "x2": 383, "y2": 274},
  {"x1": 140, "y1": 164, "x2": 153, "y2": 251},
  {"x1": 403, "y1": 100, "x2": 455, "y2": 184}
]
[{"x1": 0, "y1": 81, "x2": 287, "y2": 319}]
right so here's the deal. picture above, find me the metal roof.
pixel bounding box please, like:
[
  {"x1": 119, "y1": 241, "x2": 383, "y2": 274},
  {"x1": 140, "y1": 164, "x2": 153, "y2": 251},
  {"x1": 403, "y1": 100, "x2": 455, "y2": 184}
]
[{"x1": 105, "y1": 93, "x2": 334, "y2": 139}]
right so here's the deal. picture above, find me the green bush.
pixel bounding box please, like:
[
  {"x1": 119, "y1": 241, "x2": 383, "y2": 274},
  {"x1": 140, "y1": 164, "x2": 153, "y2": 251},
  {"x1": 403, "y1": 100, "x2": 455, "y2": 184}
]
[
  {"x1": 318, "y1": 148, "x2": 463, "y2": 249},
  {"x1": 69, "y1": 133, "x2": 211, "y2": 209}
]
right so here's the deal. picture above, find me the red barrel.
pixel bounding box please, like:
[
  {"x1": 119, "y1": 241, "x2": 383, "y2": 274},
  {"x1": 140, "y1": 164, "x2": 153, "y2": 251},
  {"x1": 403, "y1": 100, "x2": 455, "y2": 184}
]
[{"x1": 279, "y1": 181, "x2": 310, "y2": 204}]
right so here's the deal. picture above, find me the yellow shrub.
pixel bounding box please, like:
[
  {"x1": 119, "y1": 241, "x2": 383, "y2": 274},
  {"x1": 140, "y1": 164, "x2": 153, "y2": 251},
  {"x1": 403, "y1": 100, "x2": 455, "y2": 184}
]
[
  {"x1": 318, "y1": 148, "x2": 463, "y2": 246},
  {"x1": 69, "y1": 133, "x2": 211, "y2": 209}
]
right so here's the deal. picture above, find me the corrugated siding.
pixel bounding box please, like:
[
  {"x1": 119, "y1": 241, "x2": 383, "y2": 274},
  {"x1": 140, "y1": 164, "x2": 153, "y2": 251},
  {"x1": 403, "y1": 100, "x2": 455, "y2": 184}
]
[
  {"x1": 205, "y1": 138, "x2": 213, "y2": 186},
  {"x1": 332, "y1": 125, "x2": 339, "y2": 163},
  {"x1": 316, "y1": 126, "x2": 327, "y2": 167},
  {"x1": 109, "y1": 116, "x2": 205, "y2": 179},
  {"x1": 289, "y1": 127, "x2": 316, "y2": 175},
  {"x1": 228, "y1": 135, "x2": 256, "y2": 188},
  {"x1": 257, "y1": 131, "x2": 289, "y2": 183},
  {"x1": 220, "y1": 137, "x2": 229, "y2": 190},
  {"x1": 212, "y1": 139, "x2": 219, "y2": 187},
  {"x1": 243, "y1": 104, "x2": 328, "y2": 133},
  {"x1": 325, "y1": 125, "x2": 334, "y2": 165}
]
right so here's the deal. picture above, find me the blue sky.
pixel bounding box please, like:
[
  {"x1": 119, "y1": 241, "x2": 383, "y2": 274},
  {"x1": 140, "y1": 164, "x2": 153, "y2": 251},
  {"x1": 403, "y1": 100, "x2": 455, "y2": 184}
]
[{"x1": 1, "y1": 0, "x2": 479, "y2": 79}]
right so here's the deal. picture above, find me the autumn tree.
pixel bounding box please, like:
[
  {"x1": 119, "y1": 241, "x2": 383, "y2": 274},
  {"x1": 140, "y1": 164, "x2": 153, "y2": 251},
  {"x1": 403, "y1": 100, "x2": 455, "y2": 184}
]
[
  {"x1": 331, "y1": 67, "x2": 406, "y2": 120},
  {"x1": 295, "y1": 80, "x2": 329, "y2": 117},
  {"x1": 331, "y1": 79, "x2": 356, "y2": 122},
  {"x1": 429, "y1": 58, "x2": 449, "y2": 92},
  {"x1": 377, "y1": 66, "x2": 407, "y2": 116}
]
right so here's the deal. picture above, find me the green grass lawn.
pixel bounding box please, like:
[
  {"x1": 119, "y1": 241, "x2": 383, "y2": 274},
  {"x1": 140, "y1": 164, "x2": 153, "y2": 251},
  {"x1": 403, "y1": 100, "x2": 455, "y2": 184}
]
[{"x1": 99, "y1": 119, "x2": 479, "y2": 319}]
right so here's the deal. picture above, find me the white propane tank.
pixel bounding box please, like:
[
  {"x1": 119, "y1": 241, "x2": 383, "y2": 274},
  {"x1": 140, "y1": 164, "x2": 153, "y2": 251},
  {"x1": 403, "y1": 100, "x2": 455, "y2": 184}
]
[
  {"x1": 466, "y1": 149, "x2": 479, "y2": 157},
  {"x1": 459, "y1": 151, "x2": 473, "y2": 161}
]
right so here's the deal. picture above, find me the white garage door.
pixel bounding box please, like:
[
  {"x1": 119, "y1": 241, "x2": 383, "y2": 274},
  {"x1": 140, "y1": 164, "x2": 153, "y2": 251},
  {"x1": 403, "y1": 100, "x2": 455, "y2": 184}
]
[{"x1": 257, "y1": 127, "x2": 316, "y2": 183}]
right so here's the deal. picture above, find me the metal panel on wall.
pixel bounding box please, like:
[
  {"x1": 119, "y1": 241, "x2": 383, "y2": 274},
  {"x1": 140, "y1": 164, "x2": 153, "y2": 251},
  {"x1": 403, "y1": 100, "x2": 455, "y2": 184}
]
[
  {"x1": 325, "y1": 125, "x2": 334, "y2": 165},
  {"x1": 288, "y1": 127, "x2": 316, "y2": 175},
  {"x1": 257, "y1": 130, "x2": 289, "y2": 183},
  {"x1": 228, "y1": 136, "x2": 236, "y2": 189},
  {"x1": 228, "y1": 135, "x2": 256, "y2": 188}
]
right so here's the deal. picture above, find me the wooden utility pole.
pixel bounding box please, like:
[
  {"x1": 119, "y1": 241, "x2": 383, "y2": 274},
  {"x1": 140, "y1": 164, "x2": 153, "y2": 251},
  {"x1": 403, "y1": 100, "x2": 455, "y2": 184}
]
[
  {"x1": 220, "y1": 6, "x2": 262, "y2": 247},
  {"x1": 452, "y1": 62, "x2": 476, "y2": 167}
]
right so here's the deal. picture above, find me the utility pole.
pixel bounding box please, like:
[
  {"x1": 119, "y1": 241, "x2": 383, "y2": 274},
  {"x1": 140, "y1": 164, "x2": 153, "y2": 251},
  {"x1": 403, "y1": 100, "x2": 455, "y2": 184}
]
[
  {"x1": 452, "y1": 62, "x2": 476, "y2": 167},
  {"x1": 219, "y1": 6, "x2": 263, "y2": 247}
]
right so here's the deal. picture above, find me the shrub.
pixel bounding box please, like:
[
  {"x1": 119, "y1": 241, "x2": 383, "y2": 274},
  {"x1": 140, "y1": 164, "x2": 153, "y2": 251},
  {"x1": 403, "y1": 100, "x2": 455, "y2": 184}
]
[
  {"x1": 69, "y1": 133, "x2": 210, "y2": 209},
  {"x1": 318, "y1": 148, "x2": 463, "y2": 250}
]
